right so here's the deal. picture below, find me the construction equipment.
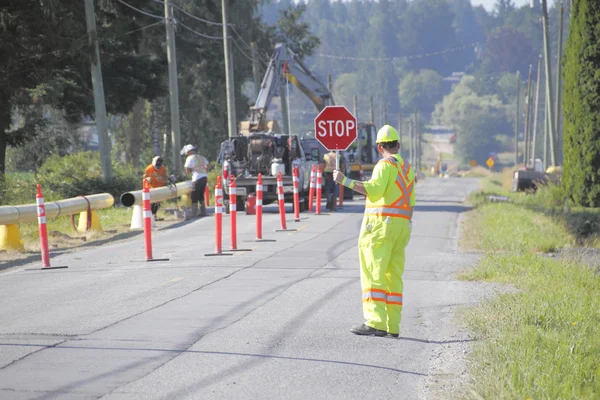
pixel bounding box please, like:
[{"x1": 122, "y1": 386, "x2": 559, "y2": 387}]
[
  {"x1": 218, "y1": 43, "x2": 335, "y2": 210},
  {"x1": 345, "y1": 122, "x2": 380, "y2": 184}
]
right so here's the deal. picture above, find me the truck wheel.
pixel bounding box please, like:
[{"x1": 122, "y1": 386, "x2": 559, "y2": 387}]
[{"x1": 236, "y1": 197, "x2": 246, "y2": 212}]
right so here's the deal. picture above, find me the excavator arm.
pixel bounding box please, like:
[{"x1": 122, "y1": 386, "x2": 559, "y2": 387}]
[{"x1": 242, "y1": 43, "x2": 333, "y2": 135}]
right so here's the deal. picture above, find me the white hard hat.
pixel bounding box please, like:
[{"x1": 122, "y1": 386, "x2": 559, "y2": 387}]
[{"x1": 180, "y1": 144, "x2": 196, "y2": 155}]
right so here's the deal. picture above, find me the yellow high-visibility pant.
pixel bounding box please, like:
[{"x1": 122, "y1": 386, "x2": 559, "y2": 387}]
[{"x1": 358, "y1": 215, "x2": 411, "y2": 335}]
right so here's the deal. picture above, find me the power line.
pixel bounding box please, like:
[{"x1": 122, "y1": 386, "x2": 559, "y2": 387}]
[
  {"x1": 177, "y1": 21, "x2": 227, "y2": 40},
  {"x1": 232, "y1": 38, "x2": 254, "y2": 63},
  {"x1": 316, "y1": 43, "x2": 480, "y2": 62},
  {"x1": 116, "y1": 0, "x2": 164, "y2": 20},
  {"x1": 150, "y1": 0, "x2": 231, "y2": 27},
  {"x1": 125, "y1": 20, "x2": 163, "y2": 35},
  {"x1": 230, "y1": 26, "x2": 253, "y2": 52}
]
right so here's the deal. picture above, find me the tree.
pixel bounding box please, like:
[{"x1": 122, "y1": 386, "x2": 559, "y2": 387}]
[
  {"x1": 562, "y1": 0, "x2": 600, "y2": 207},
  {"x1": 482, "y1": 26, "x2": 536, "y2": 75},
  {"x1": 398, "y1": 70, "x2": 445, "y2": 115},
  {"x1": 433, "y1": 75, "x2": 510, "y2": 163},
  {"x1": 0, "y1": 0, "x2": 167, "y2": 175}
]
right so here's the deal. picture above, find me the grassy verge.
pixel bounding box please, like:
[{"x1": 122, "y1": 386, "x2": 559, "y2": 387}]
[{"x1": 459, "y1": 173, "x2": 600, "y2": 398}]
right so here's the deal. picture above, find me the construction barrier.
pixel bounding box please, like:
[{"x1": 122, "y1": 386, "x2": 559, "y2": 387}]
[
  {"x1": 229, "y1": 178, "x2": 238, "y2": 250},
  {"x1": 25, "y1": 185, "x2": 68, "y2": 270},
  {"x1": 292, "y1": 166, "x2": 300, "y2": 222},
  {"x1": 308, "y1": 164, "x2": 316, "y2": 212},
  {"x1": 205, "y1": 177, "x2": 232, "y2": 257},
  {"x1": 0, "y1": 192, "x2": 113, "y2": 252},
  {"x1": 142, "y1": 181, "x2": 153, "y2": 260},
  {"x1": 256, "y1": 175, "x2": 263, "y2": 240},
  {"x1": 315, "y1": 165, "x2": 323, "y2": 215},
  {"x1": 276, "y1": 172, "x2": 287, "y2": 230}
]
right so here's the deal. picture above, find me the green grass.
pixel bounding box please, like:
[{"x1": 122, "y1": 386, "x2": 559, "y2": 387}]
[
  {"x1": 460, "y1": 254, "x2": 600, "y2": 399},
  {"x1": 459, "y1": 173, "x2": 600, "y2": 398}
]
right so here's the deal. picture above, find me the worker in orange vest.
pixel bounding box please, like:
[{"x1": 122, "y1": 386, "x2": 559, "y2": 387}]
[{"x1": 143, "y1": 156, "x2": 169, "y2": 221}]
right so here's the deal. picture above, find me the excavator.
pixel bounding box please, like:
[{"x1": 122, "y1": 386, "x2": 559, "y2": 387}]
[{"x1": 219, "y1": 43, "x2": 336, "y2": 210}]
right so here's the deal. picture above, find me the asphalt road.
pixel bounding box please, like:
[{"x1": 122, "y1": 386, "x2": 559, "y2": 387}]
[{"x1": 0, "y1": 177, "x2": 489, "y2": 400}]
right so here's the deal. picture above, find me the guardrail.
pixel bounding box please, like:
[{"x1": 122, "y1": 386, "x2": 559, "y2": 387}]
[{"x1": 0, "y1": 193, "x2": 114, "y2": 252}]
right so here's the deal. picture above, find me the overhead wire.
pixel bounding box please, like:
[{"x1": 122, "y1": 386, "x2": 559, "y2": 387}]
[
  {"x1": 150, "y1": 0, "x2": 231, "y2": 27},
  {"x1": 116, "y1": 0, "x2": 164, "y2": 20},
  {"x1": 177, "y1": 21, "x2": 227, "y2": 40},
  {"x1": 125, "y1": 20, "x2": 164, "y2": 35},
  {"x1": 316, "y1": 43, "x2": 480, "y2": 62}
]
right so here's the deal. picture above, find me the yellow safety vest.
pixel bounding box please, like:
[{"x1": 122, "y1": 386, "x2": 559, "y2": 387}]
[{"x1": 364, "y1": 156, "x2": 414, "y2": 220}]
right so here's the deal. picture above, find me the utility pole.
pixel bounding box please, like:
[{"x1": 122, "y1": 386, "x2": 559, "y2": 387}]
[
  {"x1": 532, "y1": 56, "x2": 542, "y2": 170},
  {"x1": 398, "y1": 112, "x2": 403, "y2": 155},
  {"x1": 543, "y1": 96, "x2": 549, "y2": 170},
  {"x1": 414, "y1": 109, "x2": 419, "y2": 171},
  {"x1": 555, "y1": 1, "x2": 565, "y2": 165},
  {"x1": 541, "y1": 0, "x2": 556, "y2": 166},
  {"x1": 251, "y1": 42, "x2": 261, "y2": 99},
  {"x1": 515, "y1": 70, "x2": 520, "y2": 166},
  {"x1": 369, "y1": 96, "x2": 374, "y2": 124},
  {"x1": 84, "y1": 0, "x2": 112, "y2": 181},
  {"x1": 164, "y1": 0, "x2": 182, "y2": 173},
  {"x1": 222, "y1": 0, "x2": 237, "y2": 139},
  {"x1": 383, "y1": 103, "x2": 388, "y2": 125},
  {"x1": 524, "y1": 64, "x2": 533, "y2": 167},
  {"x1": 408, "y1": 119, "x2": 413, "y2": 164}
]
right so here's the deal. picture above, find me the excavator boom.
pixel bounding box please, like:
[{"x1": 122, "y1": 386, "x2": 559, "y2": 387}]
[{"x1": 241, "y1": 43, "x2": 333, "y2": 135}]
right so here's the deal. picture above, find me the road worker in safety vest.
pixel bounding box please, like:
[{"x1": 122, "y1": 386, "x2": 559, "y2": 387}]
[
  {"x1": 333, "y1": 124, "x2": 416, "y2": 338},
  {"x1": 143, "y1": 156, "x2": 169, "y2": 221}
]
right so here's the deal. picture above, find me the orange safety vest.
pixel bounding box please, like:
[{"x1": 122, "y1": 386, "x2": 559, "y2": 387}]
[
  {"x1": 324, "y1": 152, "x2": 336, "y2": 172},
  {"x1": 364, "y1": 156, "x2": 414, "y2": 220},
  {"x1": 143, "y1": 164, "x2": 168, "y2": 188}
]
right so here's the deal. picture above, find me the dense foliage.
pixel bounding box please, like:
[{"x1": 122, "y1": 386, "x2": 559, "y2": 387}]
[{"x1": 562, "y1": 0, "x2": 600, "y2": 207}]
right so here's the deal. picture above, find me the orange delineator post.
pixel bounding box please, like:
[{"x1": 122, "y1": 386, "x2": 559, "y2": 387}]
[
  {"x1": 27, "y1": 184, "x2": 68, "y2": 271},
  {"x1": 359, "y1": 164, "x2": 365, "y2": 181},
  {"x1": 229, "y1": 178, "x2": 238, "y2": 250},
  {"x1": 142, "y1": 180, "x2": 153, "y2": 261},
  {"x1": 204, "y1": 176, "x2": 232, "y2": 256},
  {"x1": 338, "y1": 183, "x2": 344, "y2": 207},
  {"x1": 276, "y1": 172, "x2": 287, "y2": 230},
  {"x1": 315, "y1": 165, "x2": 323, "y2": 215},
  {"x1": 292, "y1": 166, "x2": 300, "y2": 222},
  {"x1": 36, "y1": 184, "x2": 50, "y2": 268},
  {"x1": 256, "y1": 174, "x2": 263, "y2": 239},
  {"x1": 308, "y1": 164, "x2": 316, "y2": 212},
  {"x1": 215, "y1": 177, "x2": 224, "y2": 254}
]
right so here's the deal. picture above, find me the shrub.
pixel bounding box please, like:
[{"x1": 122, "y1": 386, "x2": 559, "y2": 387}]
[{"x1": 37, "y1": 152, "x2": 141, "y2": 200}]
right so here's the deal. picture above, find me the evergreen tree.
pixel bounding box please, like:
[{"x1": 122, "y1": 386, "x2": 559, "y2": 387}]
[{"x1": 562, "y1": 0, "x2": 600, "y2": 207}]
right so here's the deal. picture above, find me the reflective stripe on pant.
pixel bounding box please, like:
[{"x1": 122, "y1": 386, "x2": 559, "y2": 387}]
[{"x1": 358, "y1": 215, "x2": 411, "y2": 335}]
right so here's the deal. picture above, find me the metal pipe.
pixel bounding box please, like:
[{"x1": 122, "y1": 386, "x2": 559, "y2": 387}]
[
  {"x1": 0, "y1": 193, "x2": 114, "y2": 226},
  {"x1": 120, "y1": 181, "x2": 194, "y2": 207}
]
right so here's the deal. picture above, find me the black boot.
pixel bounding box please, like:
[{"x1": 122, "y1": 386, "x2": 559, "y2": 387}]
[{"x1": 350, "y1": 324, "x2": 387, "y2": 337}]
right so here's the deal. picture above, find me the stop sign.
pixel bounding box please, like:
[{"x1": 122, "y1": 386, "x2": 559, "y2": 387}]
[{"x1": 314, "y1": 106, "x2": 357, "y2": 151}]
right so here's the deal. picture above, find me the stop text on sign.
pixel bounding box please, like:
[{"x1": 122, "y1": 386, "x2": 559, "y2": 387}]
[{"x1": 316, "y1": 120, "x2": 356, "y2": 137}]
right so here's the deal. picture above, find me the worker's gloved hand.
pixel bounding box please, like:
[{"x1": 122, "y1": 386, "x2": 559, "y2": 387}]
[
  {"x1": 168, "y1": 175, "x2": 177, "y2": 184},
  {"x1": 333, "y1": 170, "x2": 344, "y2": 184}
]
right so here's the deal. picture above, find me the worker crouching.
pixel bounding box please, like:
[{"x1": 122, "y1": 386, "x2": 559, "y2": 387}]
[
  {"x1": 143, "y1": 156, "x2": 170, "y2": 221},
  {"x1": 333, "y1": 125, "x2": 416, "y2": 338}
]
